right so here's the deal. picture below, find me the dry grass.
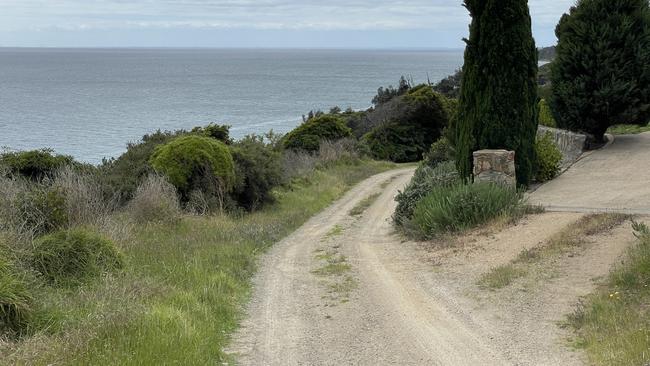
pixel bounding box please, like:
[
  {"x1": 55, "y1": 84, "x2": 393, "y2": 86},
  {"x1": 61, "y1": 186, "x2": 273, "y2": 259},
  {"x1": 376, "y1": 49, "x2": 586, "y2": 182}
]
[{"x1": 126, "y1": 174, "x2": 181, "y2": 225}]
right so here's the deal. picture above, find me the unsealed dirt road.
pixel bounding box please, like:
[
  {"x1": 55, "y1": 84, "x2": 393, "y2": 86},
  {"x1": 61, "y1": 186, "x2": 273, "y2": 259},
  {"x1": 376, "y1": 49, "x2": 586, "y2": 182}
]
[{"x1": 228, "y1": 133, "x2": 649, "y2": 365}]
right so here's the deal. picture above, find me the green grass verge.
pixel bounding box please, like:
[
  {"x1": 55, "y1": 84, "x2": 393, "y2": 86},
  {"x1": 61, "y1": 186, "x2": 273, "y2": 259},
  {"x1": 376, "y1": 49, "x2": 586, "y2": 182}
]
[
  {"x1": 1, "y1": 159, "x2": 396, "y2": 365},
  {"x1": 567, "y1": 221, "x2": 650, "y2": 366},
  {"x1": 607, "y1": 123, "x2": 650, "y2": 135},
  {"x1": 479, "y1": 214, "x2": 628, "y2": 290}
]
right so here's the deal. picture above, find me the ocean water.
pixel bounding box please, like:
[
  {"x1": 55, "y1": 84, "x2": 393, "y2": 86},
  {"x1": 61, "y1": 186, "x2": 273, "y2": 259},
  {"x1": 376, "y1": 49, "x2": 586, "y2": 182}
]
[{"x1": 0, "y1": 48, "x2": 463, "y2": 164}]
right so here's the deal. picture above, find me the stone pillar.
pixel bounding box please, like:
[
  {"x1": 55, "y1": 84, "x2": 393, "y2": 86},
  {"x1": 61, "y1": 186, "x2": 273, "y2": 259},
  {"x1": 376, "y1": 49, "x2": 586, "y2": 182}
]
[{"x1": 473, "y1": 150, "x2": 516, "y2": 186}]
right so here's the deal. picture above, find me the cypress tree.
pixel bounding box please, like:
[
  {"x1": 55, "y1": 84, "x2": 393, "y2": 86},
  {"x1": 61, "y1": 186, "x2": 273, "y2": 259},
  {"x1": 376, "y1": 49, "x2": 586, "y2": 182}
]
[
  {"x1": 455, "y1": 0, "x2": 539, "y2": 185},
  {"x1": 551, "y1": 0, "x2": 650, "y2": 143}
]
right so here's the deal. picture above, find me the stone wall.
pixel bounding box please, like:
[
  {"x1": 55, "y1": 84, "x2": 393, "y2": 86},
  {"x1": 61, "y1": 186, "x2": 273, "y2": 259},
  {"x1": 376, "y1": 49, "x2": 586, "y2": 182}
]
[
  {"x1": 472, "y1": 150, "x2": 516, "y2": 186},
  {"x1": 537, "y1": 126, "x2": 586, "y2": 171}
]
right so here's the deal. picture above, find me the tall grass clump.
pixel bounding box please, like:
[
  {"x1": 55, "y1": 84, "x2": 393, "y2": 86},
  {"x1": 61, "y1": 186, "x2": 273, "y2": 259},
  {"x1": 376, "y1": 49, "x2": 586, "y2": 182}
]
[
  {"x1": 31, "y1": 228, "x2": 123, "y2": 286},
  {"x1": 568, "y1": 221, "x2": 650, "y2": 366},
  {"x1": 126, "y1": 174, "x2": 181, "y2": 225},
  {"x1": 0, "y1": 249, "x2": 32, "y2": 333},
  {"x1": 412, "y1": 182, "x2": 524, "y2": 237},
  {"x1": 53, "y1": 166, "x2": 114, "y2": 227}
]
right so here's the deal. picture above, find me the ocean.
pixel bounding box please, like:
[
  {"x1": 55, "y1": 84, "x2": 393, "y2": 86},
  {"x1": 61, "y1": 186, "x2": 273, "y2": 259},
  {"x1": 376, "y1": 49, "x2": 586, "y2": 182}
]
[{"x1": 0, "y1": 48, "x2": 463, "y2": 164}]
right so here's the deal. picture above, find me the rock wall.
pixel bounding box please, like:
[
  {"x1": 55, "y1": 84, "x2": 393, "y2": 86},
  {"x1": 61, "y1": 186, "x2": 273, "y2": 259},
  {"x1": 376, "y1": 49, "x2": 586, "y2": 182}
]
[
  {"x1": 473, "y1": 150, "x2": 516, "y2": 187},
  {"x1": 537, "y1": 126, "x2": 586, "y2": 171}
]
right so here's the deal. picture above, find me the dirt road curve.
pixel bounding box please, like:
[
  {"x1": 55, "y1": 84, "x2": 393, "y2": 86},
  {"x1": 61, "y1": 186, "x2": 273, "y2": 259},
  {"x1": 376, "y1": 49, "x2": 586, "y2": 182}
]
[
  {"x1": 227, "y1": 165, "x2": 638, "y2": 365},
  {"x1": 529, "y1": 132, "x2": 650, "y2": 214}
]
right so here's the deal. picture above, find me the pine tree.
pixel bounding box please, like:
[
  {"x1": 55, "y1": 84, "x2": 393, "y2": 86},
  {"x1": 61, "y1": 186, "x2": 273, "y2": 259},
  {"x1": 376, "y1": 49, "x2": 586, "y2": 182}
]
[
  {"x1": 551, "y1": 0, "x2": 650, "y2": 142},
  {"x1": 455, "y1": 0, "x2": 539, "y2": 185}
]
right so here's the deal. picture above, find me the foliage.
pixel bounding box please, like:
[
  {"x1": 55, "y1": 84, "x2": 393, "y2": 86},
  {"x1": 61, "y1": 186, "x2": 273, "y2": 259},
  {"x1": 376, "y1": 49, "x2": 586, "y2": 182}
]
[
  {"x1": 364, "y1": 85, "x2": 451, "y2": 162},
  {"x1": 537, "y1": 46, "x2": 556, "y2": 61},
  {"x1": 433, "y1": 69, "x2": 462, "y2": 99},
  {"x1": 283, "y1": 115, "x2": 353, "y2": 153},
  {"x1": 191, "y1": 124, "x2": 232, "y2": 144},
  {"x1": 100, "y1": 130, "x2": 184, "y2": 204},
  {"x1": 567, "y1": 222, "x2": 650, "y2": 366},
  {"x1": 455, "y1": 0, "x2": 539, "y2": 185},
  {"x1": 150, "y1": 135, "x2": 236, "y2": 199},
  {"x1": 538, "y1": 99, "x2": 557, "y2": 127},
  {"x1": 230, "y1": 135, "x2": 283, "y2": 211},
  {"x1": 535, "y1": 132, "x2": 562, "y2": 182},
  {"x1": 126, "y1": 174, "x2": 181, "y2": 225},
  {"x1": 372, "y1": 76, "x2": 411, "y2": 106},
  {"x1": 607, "y1": 123, "x2": 650, "y2": 135},
  {"x1": 14, "y1": 186, "x2": 68, "y2": 237},
  {"x1": 412, "y1": 182, "x2": 524, "y2": 237},
  {"x1": 31, "y1": 228, "x2": 123, "y2": 286},
  {"x1": 0, "y1": 149, "x2": 74, "y2": 181},
  {"x1": 394, "y1": 161, "x2": 459, "y2": 227},
  {"x1": 0, "y1": 250, "x2": 32, "y2": 333},
  {"x1": 423, "y1": 138, "x2": 455, "y2": 168},
  {"x1": 551, "y1": 0, "x2": 650, "y2": 142}
]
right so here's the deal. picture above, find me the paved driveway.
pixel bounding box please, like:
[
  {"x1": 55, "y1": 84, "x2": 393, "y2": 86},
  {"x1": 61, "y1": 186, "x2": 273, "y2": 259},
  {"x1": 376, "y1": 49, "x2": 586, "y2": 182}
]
[{"x1": 528, "y1": 132, "x2": 650, "y2": 214}]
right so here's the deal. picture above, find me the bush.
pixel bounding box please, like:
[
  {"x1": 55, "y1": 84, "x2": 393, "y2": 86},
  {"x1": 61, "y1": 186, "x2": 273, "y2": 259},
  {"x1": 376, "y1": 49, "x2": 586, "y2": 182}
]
[
  {"x1": 230, "y1": 135, "x2": 283, "y2": 211},
  {"x1": 150, "y1": 135, "x2": 235, "y2": 199},
  {"x1": 14, "y1": 186, "x2": 68, "y2": 237},
  {"x1": 126, "y1": 174, "x2": 181, "y2": 224},
  {"x1": 423, "y1": 138, "x2": 455, "y2": 168},
  {"x1": 0, "y1": 149, "x2": 74, "y2": 181},
  {"x1": 191, "y1": 124, "x2": 232, "y2": 144},
  {"x1": 100, "y1": 130, "x2": 183, "y2": 204},
  {"x1": 412, "y1": 182, "x2": 524, "y2": 237},
  {"x1": 538, "y1": 99, "x2": 557, "y2": 127},
  {"x1": 283, "y1": 115, "x2": 353, "y2": 152},
  {"x1": 551, "y1": 0, "x2": 650, "y2": 142},
  {"x1": 535, "y1": 132, "x2": 562, "y2": 182},
  {"x1": 364, "y1": 85, "x2": 450, "y2": 162},
  {"x1": 0, "y1": 250, "x2": 32, "y2": 333},
  {"x1": 31, "y1": 228, "x2": 123, "y2": 286},
  {"x1": 394, "y1": 161, "x2": 459, "y2": 227}
]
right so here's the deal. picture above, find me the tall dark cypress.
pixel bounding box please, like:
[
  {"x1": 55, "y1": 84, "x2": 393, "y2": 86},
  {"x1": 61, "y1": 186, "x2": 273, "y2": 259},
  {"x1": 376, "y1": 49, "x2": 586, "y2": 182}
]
[{"x1": 456, "y1": 0, "x2": 539, "y2": 185}]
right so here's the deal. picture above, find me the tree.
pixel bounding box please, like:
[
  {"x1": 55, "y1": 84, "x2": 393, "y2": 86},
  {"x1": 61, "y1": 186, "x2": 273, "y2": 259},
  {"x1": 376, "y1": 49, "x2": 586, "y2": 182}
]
[
  {"x1": 455, "y1": 0, "x2": 539, "y2": 185},
  {"x1": 551, "y1": 0, "x2": 650, "y2": 142}
]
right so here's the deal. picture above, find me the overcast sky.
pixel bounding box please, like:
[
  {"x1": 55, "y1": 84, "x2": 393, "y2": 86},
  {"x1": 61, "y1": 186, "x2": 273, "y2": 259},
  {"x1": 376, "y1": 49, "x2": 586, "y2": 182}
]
[{"x1": 0, "y1": 0, "x2": 575, "y2": 48}]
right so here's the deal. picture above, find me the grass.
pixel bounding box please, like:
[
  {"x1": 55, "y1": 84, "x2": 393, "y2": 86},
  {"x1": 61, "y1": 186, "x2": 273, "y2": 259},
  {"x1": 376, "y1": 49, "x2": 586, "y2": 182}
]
[
  {"x1": 479, "y1": 214, "x2": 629, "y2": 290},
  {"x1": 566, "y1": 221, "x2": 650, "y2": 366},
  {"x1": 325, "y1": 225, "x2": 344, "y2": 238},
  {"x1": 312, "y1": 250, "x2": 357, "y2": 303},
  {"x1": 0, "y1": 159, "x2": 396, "y2": 365},
  {"x1": 348, "y1": 192, "x2": 381, "y2": 216},
  {"x1": 312, "y1": 252, "x2": 352, "y2": 276},
  {"x1": 607, "y1": 123, "x2": 650, "y2": 135}
]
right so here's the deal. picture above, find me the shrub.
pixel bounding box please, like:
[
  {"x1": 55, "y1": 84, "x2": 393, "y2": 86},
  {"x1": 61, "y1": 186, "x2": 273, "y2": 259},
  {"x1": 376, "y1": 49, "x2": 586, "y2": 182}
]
[
  {"x1": 191, "y1": 124, "x2": 232, "y2": 144},
  {"x1": 280, "y1": 150, "x2": 319, "y2": 182},
  {"x1": 230, "y1": 135, "x2": 283, "y2": 211},
  {"x1": 150, "y1": 135, "x2": 235, "y2": 199},
  {"x1": 364, "y1": 85, "x2": 450, "y2": 162},
  {"x1": 100, "y1": 130, "x2": 184, "y2": 204},
  {"x1": 394, "y1": 161, "x2": 459, "y2": 227},
  {"x1": 0, "y1": 149, "x2": 74, "y2": 181},
  {"x1": 0, "y1": 250, "x2": 32, "y2": 333},
  {"x1": 31, "y1": 228, "x2": 123, "y2": 286},
  {"x1": 551, "y1": 0, "x2": 650, "y2": 142},
  {"x1": 433, "y1": 69, "x2": 462, "y2": 99},
  {"x1": 455, "y1": 0, "x2": 539, "y2": 185},
  {"x1": 535, "y1": 132, "x2": 562, "y2": 182},
  {"x1": 283, "y1": 115, "x2": 352, "y2": 152},
  {"x1": 317, "y1": 138, "x2": 361, "y2": 166},
  {"x1": 14, "y1": 186, "x2": 68, "y2": 237},
  {"x1": 412, "y1": 182, "x2": 524, "y2": 237},
  {"x1": 538, "y1": 99, "x2": 557, "y2": 127},
  {"x1": 423, "y1": 138, "x2": 455, "y2": 168},
  {"x1": 126, "y1": 174, "x2": 181, "y2": 224}
]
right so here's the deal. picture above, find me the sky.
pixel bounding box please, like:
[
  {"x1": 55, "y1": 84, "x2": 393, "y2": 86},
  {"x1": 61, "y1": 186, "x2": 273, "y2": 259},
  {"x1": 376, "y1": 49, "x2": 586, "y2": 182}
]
[{"x1": 0, "y1": 0, "x2": 575, "y2": 48}]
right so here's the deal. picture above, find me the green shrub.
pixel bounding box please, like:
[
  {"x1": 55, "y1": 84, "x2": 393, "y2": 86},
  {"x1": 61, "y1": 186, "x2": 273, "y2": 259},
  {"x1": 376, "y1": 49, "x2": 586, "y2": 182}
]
[
  {"x1": 191, "y1": 124, "x2": 232, "y2": 144},
  {"x1": 538, "y1": 99, "x2": 557, "y2": 127},
  {"x1": 0, "y1": 149, "x2": 74, "y2": 181},
  {"x1": 284, "y1": 115, "x2": 352, "y2": 152},
  {"x1": 0, "y1": 250, "x2": 32, "y2": 333},
  {"x1": 412, "y1": 182, "x2": 524, "y2": 237},
  {"x1": 100, "y1": 130, "x2": 184, "y2": 204},
  {"x1": 363, "y1": 85, "x2": 450, "y2": 162},
  {"x1": 14, "y1": 186, "x2": 68, "y2": 236},
  {"x1": 31, "y1": 228, "x2": 123, "y2": 286},
  {"x1": 230, "y1": 135, "x2": 283, "y2": 211},
  {"x1": 150, "y1": 135, "x2": 235, "y2": 199},
  {"x1": 535, "y1": 132, "x2": 562, "y2": 182},
  {"x1": 423, "y1": 138, "x2": 455, "y2": 168},
  {"x1": 394, "y1": 161, "x2": 459, "y2": 227}
]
